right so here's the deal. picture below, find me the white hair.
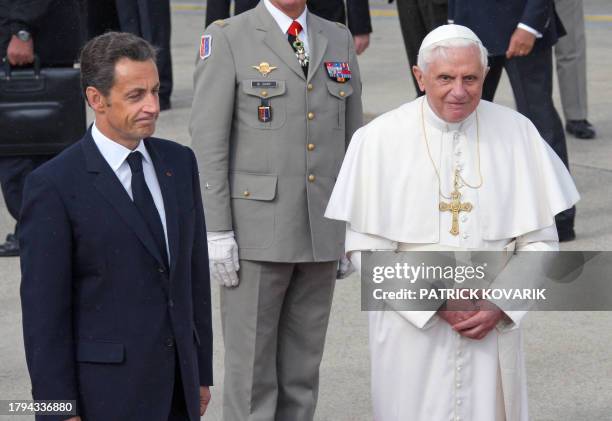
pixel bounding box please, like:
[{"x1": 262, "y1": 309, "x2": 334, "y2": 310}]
[{"x1": 417, "y1": 38, "x2": 488, "y2": 73}]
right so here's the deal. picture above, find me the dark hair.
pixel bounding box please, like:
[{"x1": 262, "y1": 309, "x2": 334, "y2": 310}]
[{"x1": 79, "y1": 32, "x2": 157, "y2": 99}]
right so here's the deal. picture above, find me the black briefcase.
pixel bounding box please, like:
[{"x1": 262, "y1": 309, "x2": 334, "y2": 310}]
[{"x1": 0, "y1": 57, "x2": 87, "y2": 156}]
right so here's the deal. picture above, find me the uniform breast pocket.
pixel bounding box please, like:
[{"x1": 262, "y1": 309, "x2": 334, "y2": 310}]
[
  {"x1": 240, "y1": 80, "x2": 287, "y2": 130},
  {"x1": 326, "y1": 80, "x2": 354, "y2": 130}
]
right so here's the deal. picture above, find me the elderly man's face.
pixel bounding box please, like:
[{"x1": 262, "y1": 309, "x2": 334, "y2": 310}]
[
  {"x1": 413, "y1": 46, "x2": 486, "y2": 123},
  {"x1": 270, "y1": 0, "x2": 307, "y2": 18}
]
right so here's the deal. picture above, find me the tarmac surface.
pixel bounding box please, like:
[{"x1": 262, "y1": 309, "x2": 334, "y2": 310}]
[{"x1": 1, "y1": 1, "x2": 612, "y2": 420}]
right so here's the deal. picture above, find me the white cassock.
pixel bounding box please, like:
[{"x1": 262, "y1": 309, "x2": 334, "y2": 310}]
[{"x1": 325, "y1": 97, "x2": 580, "y2": 421}]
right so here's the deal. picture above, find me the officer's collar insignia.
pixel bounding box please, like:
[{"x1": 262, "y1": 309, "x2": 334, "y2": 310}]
[
  {"x1": 325, "y1": 62, "x2": 351, "y2": 83},
  {"x1": 252, "y1": 62, "x2": 278, "y2": 77}
]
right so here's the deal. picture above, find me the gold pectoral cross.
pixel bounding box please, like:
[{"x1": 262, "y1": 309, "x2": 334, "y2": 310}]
[{"x1": 439, "y1": 172, "x2": 473, "y2": 236}]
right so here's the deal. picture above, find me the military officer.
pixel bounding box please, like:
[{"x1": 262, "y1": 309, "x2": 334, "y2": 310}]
[{"x1": 189, "y1": 0, "x2": 362, "y2": 419}]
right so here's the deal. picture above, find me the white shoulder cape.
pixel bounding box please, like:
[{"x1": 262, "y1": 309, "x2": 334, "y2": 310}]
[{"x1": 325, "y1": 99, "x2": 580, "y2": 242}]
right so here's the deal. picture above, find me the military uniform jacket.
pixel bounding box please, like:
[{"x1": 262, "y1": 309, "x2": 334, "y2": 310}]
[{"x1": 190, "y1": 1, "x2": 363, "y2": 262}]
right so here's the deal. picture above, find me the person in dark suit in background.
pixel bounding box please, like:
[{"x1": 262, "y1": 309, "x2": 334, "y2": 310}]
[
  {"x1": 389, "y1": 0, "x2": 448, "y2": 95},
  {"x1": 87, "y1": 0, "x2": 174, "y2": 110},
  {"x1": 20, "y1": 32, "x2": 213, "y2": 421},
  {"x1": 0, "y1": 0, "x2": 84, "y2": 257},
  {"x1": 449, "y1": 0, "x2": 576, "y2": 242},
  {"x1": 205, "y1": 0, "x2": 373, "y2": 54}
]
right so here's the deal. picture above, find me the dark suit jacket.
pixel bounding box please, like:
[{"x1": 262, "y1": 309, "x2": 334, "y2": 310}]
[
  {"x1": 0, "y1": 0, "x2": 83, "y2": 66},
  {"x1": 205, "y1": 0, "x2": 372, "y2": 35},
  {"x1": 19, "y1": 131, "x2": 212, "y2": 421},
  {"x1": 448, "y1": 0, "x2": 564, "y2": 56}
]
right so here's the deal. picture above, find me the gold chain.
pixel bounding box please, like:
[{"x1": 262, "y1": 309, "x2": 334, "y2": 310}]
[{"x1": 420, "y1": 98, "x2": 484, "y2": 199}]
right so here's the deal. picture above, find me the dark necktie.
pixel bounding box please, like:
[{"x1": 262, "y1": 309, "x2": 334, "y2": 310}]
[
  {"x1": 126, "y1": 151, "x2": 169, "y2": 268},
  {"x1": 287, "y1": 20, "x2": 308, "y2": 77}
]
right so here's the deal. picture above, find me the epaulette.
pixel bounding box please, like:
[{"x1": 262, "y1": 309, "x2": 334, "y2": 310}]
[
  {"x1": 214, "y1": 19, "x2": 228, "y2": 27},
  {"x1": 335, "y1": 21, "x2": 346, "y2": 29}
]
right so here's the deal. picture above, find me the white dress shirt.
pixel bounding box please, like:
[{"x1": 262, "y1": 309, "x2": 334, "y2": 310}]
[
  {"x1": 91, "y1": 122, "x2": 170, "y2": 261},
  {"x1": 263, "y1": 0, "x2": 310, "y2": 54}
]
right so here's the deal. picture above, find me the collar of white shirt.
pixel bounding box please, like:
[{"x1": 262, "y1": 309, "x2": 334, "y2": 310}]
[
  {"x1": 263, "y1": 0, "x2": 308, "y2": 40},
  {"x1": 91, "y1": 122, "x2": 152, "y2": 172}
]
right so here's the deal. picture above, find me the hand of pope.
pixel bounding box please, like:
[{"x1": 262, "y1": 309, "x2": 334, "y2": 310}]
[
  {"x1": 437, "y1": 298, "x2": 479, "y2": 327},
  {"x1": 200, "y1": 386, "x2": 211, "y2": 416},
  {"x1": 7, "y1": 35, "x2": 34, "y2": 66},
  {"x1": 452, "y1": 300, "x2": 506, "y2": 340},
  {"x1": 353, "y1": 34, "x2": 370, "y2": 55},
  {"x1": 506, "y1": 27, "x2": 536, "y2": 59},
  {"x1": 207, "y1": 231, "x2": 240, "y2": 287}
]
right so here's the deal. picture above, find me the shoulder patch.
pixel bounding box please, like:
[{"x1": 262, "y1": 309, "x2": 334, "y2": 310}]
[
  {"x1": 213, "y1": 19, "x2": 228, "y2": 27},
  {"x1": 199, "y1": 34, "x2": 212, "y2": 60}
]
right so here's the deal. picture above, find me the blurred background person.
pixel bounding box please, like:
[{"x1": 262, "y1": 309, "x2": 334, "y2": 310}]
[
  {"x1": 389, "y1": 0, "x2": 448, "y2": 96},
  {"x1": 206, "y1": 0, "x2": 373, "y2": 54},
  {"x1": 86, "y1": 0, "x2": 173, "y2": 110},
  {"x1": 0, "y1": 0, "x2": 85, "y2": 257},
  {"x1": 449, "y1": 0, "x2": 577, "y2": 242},
  {"x1": 554, "y1": 0, "x2": 596, "y2": 139}
]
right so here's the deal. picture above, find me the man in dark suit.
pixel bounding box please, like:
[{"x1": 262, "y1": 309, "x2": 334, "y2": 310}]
[
  {"x1": 449, "y1": 0, "x2": 576, "y2": 242},
  {"x1": 389, "y1": 0, "x2": 448, "y2": 95},
  {"x1": 205, "y1": 0, "x2": 373, "y2": 54},
  {"x1": 0, "y1": 0, "x2": 84, "y2": 257},
  {"x1": 86, "y1": 0, "x2": 174, "y2": 110},
  {"x1": 19, "y1": 32, "x2": 212, "y2": 421}
]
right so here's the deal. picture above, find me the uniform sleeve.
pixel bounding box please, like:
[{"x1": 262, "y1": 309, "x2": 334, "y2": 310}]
[
  {"x1": 187, "y1": 147, "x2": 214, "y2": 386},
  {"x1": 346, "y1": 0, "x2": 372, "y2": 35},
  {"x1": 189, "y1": 24, "x2": 236, "y2": 231},
  {"x1": 19, "y1": 172, "x2": 79, "y2": 410},
  {"x1": 345, "y1": 28, "x2": 364, "y2": 149}
]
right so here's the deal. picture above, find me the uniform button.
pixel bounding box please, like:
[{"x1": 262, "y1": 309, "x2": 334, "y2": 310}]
[
  {"x1": 461, "y1": 215, "x2": 468, "y2": 223},
  {"x1": 307, "y1": 112, "x2": 315, "y2": 120},
  {"x1": 456, "y1": 350, "x2": 461, "y2": 356},
  {"x1": 158, "y1": 267, "x2": 165, "y2": 273},
  {"x1": 339, "y1": 90, "x2": 346, "y2": 97},
  {"x1": 165, "y1": 337, "x2": 174, "y2": 347},
  {"x1": 307, "y1": 83, "x2": 314, "y2": 91},
  {"x1": 456, "y1": 417, "x2": 462, "y2": 421},
  {"x1": 308, "y1": 174, "x2": 316, "y2": 182},
  {"x1": 261, "y1": 91, "x2": 268, "y2": 97},
  {"x1": 456, "y1": 364, "x2": 462, "y2": 371},
  {"x1": 456, "y1": 399, "x2": 462, "y2": 406},
  {"x1": 168, "y1": 299, "x2": 175, "y2": 308},
  {"x1": 456, "y1": 382, "x2": 461, "y2": 389},
  {"x1": 243, "y1": 190, "x2": 250, "y2": 197},
  {"x1": 307, "y1": 143, "x2": 315, "y2": 151},
  {"x1": 462, "y1": 232, "x2": 470, "y2": 239}
]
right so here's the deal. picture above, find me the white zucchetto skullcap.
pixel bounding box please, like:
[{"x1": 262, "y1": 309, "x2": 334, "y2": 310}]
[{"x1": 419, "y1": 24, "x2": 483, "y2": 52}]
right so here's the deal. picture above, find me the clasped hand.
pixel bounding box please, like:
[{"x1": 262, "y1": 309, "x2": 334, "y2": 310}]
[{"x1": 437, "y1": 297, "x2": 506, "y2": 340}]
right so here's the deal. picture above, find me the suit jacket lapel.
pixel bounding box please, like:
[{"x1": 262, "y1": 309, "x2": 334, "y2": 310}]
[
  {"x1": 255, "y1": 2, "x2": 306, "y2": 81},
  {"x1": 81, "y1": 132, "x2": 166, "y2": 269},
  {"x1": 145, "y1": 140, "x2": 180, "y2": 280},
  {"x1": 306, "y1": 15, "x2": 328, "y2": 83}
]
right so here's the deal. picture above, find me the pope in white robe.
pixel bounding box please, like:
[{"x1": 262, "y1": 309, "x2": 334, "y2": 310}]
[{"x1": 325, "y1": 25, "x2": 580, "y2": 421}]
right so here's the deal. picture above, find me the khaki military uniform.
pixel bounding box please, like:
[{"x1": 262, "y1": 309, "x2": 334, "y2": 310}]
[{"x1": 190, "y1": 2, "x2": 362, "y2": 420}]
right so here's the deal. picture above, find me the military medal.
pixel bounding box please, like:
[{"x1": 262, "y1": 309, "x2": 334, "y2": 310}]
[
  {"x1": 252, "y1": 62, "x2": 278, "y2": 77},
  {"x1": 291, "y1": 36, "x2": 309, "y2": 68},
  {"x1": 325, "y1": 62, "x2": 351, "y2": 83},
  {"x1": 258, "y1": 99, "x2": 272, "y2": 123}
]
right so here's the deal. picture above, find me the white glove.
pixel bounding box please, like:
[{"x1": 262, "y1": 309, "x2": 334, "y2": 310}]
[
  {"x1": 207, "y1": 231, "x2": 240, "y2": 287},
  {"x1": 337, "y1": 254, "x2": 356, "y2": 279}
]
